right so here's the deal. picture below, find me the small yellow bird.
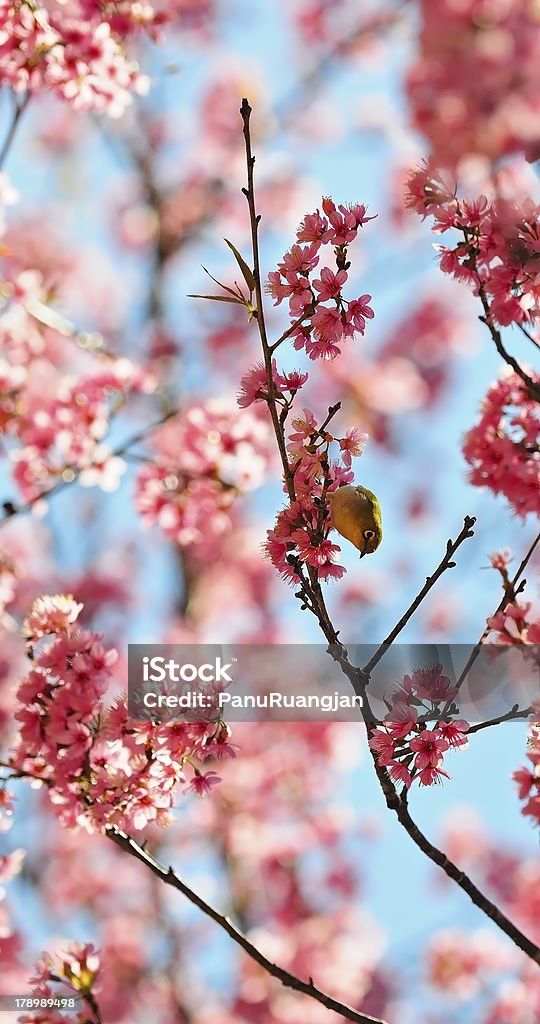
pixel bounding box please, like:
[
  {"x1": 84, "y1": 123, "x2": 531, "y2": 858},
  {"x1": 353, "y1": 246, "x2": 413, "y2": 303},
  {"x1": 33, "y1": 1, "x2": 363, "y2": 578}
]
[{"x1": 329, "y1": 484, "x2": 382, "y2": 558}]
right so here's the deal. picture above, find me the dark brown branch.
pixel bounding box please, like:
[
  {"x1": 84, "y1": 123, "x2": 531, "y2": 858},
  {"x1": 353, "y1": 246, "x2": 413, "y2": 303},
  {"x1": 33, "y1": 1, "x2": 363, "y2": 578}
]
[
  {"x1": 467, "y1": 705, "x2": 533, "y2": 734},
  {"x1": 270, "y1": 310, "x2": 313, "y2": 352},
  {"x1": 236, "y1": 105, "x2": 540, "y2": 965},
  {"x1": 106, "y1": 828, "x2": 388, "y2": 1024},
  {"x1": 240, "y1": 98, "x2": 340, "y2": 646},
  {"x1": 362, "y1": 516, "x2": 477, "y2": 677},
  {"x1": 363, "y1": 743, "x2": 540, "y2": 965},
  {"x1": 318, "y1": 402, "x2": 342, "y2": 435},
  {"x1": 453, "y1": 529, "x2": 540, "y2": 691},
  {"x1": 84, "y1": 990, "x2": 103, "y2": 1024},
  {"x1": 240, "y1": 99, "x2": 295, "y2": 506},
  {"x1": 478, "y1": 288, "x2": 540, "y2": 402}
]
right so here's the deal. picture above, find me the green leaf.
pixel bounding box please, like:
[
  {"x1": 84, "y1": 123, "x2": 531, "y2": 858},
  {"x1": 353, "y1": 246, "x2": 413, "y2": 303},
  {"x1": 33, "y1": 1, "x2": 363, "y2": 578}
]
[
  {"x1": 187, "y1": 293, "x2": 244, "y2": 304},
  {"x1": 224, "y1": 239, "x2": 256, "y2": 295},
  {"x1": 201, "y1": 266, "x2": 241, "y2": 299}
]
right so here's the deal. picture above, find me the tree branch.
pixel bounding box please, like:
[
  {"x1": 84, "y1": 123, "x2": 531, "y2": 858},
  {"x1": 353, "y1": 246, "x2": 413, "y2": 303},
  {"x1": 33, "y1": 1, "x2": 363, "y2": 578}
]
[
  {"x1": 517, "y1": 322, "x2": 540, "y2": 353},
  {"x1": 236, "y1": 104, "x2": 540, "y2": 965},
  {"x1": 83, "y1": 990, "x2": 103, "y2": 1024},
  {"x1": 452, "y1": 529, "x2": 540, "y2": 692},
  {"x1": 240, "y1": 99, "x2": 296, "y2": 506},
  {"x1": 240, "y1": 97, "x2": 340, "y2": 646},
  {"x1": 478, "y1": 287, "x2": 540, "y2": 402},
  {"x1": 467, "y1": 705, "x2": 533, "y2": 734},
  {"x1": 362, "y1": 741, "x2": 540, "y2": 965},
  {"x1": 362, "y1": 515, "x2": 477, "y2": 677},
  {"x1": 106, "y1": 828, "x2": 389, "y2": 1024}
]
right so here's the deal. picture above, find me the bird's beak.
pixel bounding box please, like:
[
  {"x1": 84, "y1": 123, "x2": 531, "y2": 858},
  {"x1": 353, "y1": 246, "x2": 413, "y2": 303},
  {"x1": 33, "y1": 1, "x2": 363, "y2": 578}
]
[{"x1": 359, "y1": 543, "x2": 367, "y2": 559}]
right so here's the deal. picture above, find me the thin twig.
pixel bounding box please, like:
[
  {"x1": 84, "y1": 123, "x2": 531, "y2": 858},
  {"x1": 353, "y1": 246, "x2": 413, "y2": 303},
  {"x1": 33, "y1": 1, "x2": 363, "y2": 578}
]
[
  {"x1": 240, "y1": 99, "x2": 295, "y2": 505},
  {"x1": 467, "y1": 705, "x2": 533, "y2": 735},
  {"x1": 84, "y1": 990, "x2": 103, "y2": 1024},
  {"x1": 270, "y1": 311, "x2": 312, "y2": 352},
  {"x1": 106, "y1": 828, "x2": 389, "y2": 1024},
  {"x1": 240, "y1": 98, "x2": 340, "y2": 646},
  {"x1": 478, "y1": 287, "x2": 540, "y2": 402},
  {"x1": 517, "y1": 322, "x2": 540, "y2": 353},
  {"x1": 453, "y1": 530, "x2": 540, "y2": 691},
  {"x1": 318, "y1": 402, "x2": 342, "y2": 435},
  {"x1": 362, "y1": 516, "x2": 477, "y2": 677}
]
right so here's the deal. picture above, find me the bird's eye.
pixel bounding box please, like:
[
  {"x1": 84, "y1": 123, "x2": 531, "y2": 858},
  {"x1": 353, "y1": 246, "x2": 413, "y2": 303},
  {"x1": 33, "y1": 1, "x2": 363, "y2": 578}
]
[{"x1": 363, "y1": 529, "x2": 375, "y2": 540}]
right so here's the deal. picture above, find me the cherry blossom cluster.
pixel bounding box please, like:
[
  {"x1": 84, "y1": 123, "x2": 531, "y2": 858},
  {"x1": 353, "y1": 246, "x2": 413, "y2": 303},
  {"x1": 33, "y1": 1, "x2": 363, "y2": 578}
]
[
  {"x1": 266, "y1": 197, "x2": 375, "y2": 359},
  {"x1": 237, "y1": 358, "x2": 308, "y2": 410},
  {"x1": 485, "y1": 600, "x2": 540, "y2": 646},
  {"x1": 299, "y1": 2, "x2": 400, "y2": 53},
  {"x1": 407, "y1": 163, "x2": 540, "y2": 330},
  {"x1": 264, "y1": 404, "x2": 367, "y2": 583},
  {"x1": 74, "y1": 0, "x2": 216, "y2": 37},
  {"x1": 513, "y1": 704, "x2": 540, "y2": 829},
  {"x1": 135, "y1": 398, "x2": 273, "y2": 547},
  {"x1": 0, "y1": 1, "x2": 150, "y2": 118},
  {"x1": 2, "y1": 353, "x2": 154, "y2": 501},
  {"x1": 408, "y1": 0, "x2": 540, "y2": 168},
  {"x1": 0, "y1": 253, "x2": 159, "y2": 504},
  {"x1": 11, "y1": 595, "x2": 231, "y2": 833},
  {"x1": 8, "y1": 719, "x2": 396, "y2": 1022},
  {"x1": 427, "y1": 928, "x2": 515, "y2": 1001},
  {"x1": 21, "y1": 942, "x2": 101, "y2": 1024},
  {"x1": 369, "y1": 665, "x2": 469, "y2": 789},
  {"x1": 483, "y1": 550, "x2": 540, "y2": 646},
  {"x1": 462, "y1": 369, "x2": 540, "y2": 519}
]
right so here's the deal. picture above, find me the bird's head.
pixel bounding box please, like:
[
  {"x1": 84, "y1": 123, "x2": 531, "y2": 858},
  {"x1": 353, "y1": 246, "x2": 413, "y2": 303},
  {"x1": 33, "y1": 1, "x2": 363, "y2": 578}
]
[{"x1": 359, "y1": 522, "x2": 382, "y2": 558}]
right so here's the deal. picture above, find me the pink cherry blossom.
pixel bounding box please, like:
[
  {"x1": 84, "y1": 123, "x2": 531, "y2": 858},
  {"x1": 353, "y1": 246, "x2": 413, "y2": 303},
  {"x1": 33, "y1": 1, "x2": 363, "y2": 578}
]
[
  {"x1": 0, "y1": 2, "x2": 149, "y2": 118},
  {"x1": 10, "y1": 595, "x2": 231, "y2": 834},
  {"x1": 135, "y1": 400, "x2": 273, "y2": 547},
  {"x1": 409, "y1": 729, "x2": 449, "y2": 769},
  {"x1": 188, "y1": 770, "x2": 221, "y2": 797},
  {"x1": 408, "y1": 0, "x2": 540, "y2": 168},
  {"x1": 463, "y1": 369, "x2": 540, "y2": 518},
  {"x1": 313, "y1": 267, "x2": 348, "y2": 301},
  {"x1": 339, "y1": 428, "x2": 368, "y2": 468},
  {"x1": 265, "y1": 196, "x2": 375, "y2": 360}
]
